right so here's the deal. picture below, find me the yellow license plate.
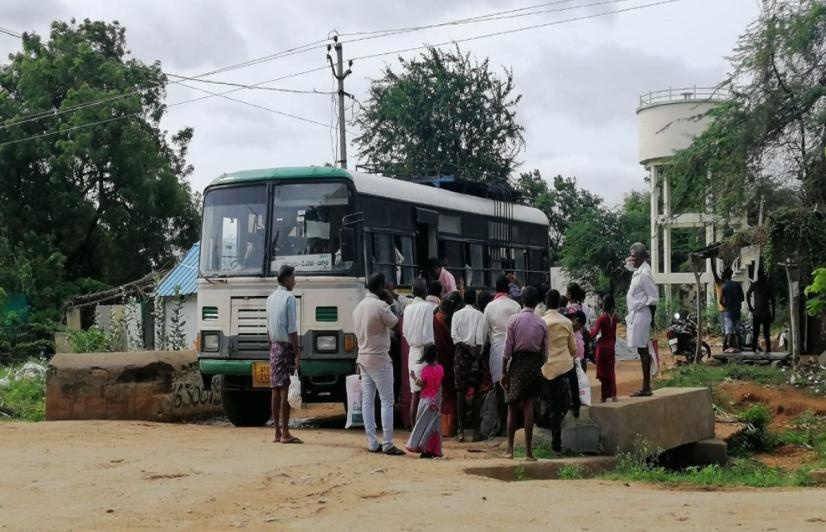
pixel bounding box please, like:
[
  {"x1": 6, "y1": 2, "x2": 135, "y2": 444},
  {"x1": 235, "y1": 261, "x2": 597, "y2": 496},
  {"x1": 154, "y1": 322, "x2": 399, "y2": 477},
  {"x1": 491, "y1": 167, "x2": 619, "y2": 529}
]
[{"x1": 251, "y1": 361, "x2": 271, "y2": 388}]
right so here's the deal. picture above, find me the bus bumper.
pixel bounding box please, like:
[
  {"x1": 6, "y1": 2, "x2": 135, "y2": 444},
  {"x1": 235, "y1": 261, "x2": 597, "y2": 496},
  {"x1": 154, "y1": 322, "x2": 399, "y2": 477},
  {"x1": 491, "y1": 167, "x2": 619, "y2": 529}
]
[{"x1": 198, "y1": 358, "x2": 355, "y2": 393}]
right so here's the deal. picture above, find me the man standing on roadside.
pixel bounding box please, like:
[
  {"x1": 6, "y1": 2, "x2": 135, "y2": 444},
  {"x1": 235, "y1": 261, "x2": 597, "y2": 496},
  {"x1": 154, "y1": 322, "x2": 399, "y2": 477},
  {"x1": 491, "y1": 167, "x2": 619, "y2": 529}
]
[
  {"x1": 721, "y1": 269, "x2": 745, "y2": 353},
  {"x1": 539, "y1": 289, "x2": 578, "y2": 452},
  {"x1": 352, "y1": 272, "x2": 405, "y2": 455},
  {"x1": 484, "y1": 274, "x2": 522, "y2": 429},
  {"x1": 747, "y1": 266, "x2": 775, "y2": 352},
  {"x1": 625, "y1": 242, "x2": 658, "y2": 397},
  {"x1": 266, "y1": 265, "x2": 302, "y2": 444}
]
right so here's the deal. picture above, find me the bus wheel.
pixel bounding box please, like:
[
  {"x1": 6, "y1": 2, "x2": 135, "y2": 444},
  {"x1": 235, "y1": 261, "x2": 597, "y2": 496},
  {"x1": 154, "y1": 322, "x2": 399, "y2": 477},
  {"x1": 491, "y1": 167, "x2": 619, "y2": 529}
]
[{"x1": 221, "y1": 378, "x2": 271, "y2": 427}]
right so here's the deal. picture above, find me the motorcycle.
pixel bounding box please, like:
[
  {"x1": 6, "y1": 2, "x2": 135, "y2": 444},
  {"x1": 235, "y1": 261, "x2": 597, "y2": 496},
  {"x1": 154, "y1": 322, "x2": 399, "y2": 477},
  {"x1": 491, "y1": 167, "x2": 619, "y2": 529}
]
[{"x1": 665, "y1": 312, "x2": 711, "y2": 364}]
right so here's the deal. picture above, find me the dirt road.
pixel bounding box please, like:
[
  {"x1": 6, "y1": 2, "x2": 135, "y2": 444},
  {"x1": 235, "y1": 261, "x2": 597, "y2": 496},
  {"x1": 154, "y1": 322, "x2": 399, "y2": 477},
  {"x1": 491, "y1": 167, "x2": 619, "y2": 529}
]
[
  {"x1": 2, "y1": 414, "x2": 825, "y2": 531},
  {"x1": 3, "y1": 359, "x2": 825, "y2": 531}
]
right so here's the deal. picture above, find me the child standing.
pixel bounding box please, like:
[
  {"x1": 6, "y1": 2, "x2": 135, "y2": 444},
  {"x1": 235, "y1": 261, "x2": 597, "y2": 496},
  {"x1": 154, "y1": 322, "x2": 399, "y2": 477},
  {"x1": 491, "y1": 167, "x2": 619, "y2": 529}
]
[
  {"x1": 406, "y1": 344, "x2": 444, "y2": 458},
  {"x1": 590, "y1": 295, "x2": 619, "y2": 402},
  {"x1": 567, "y1": 310, "x2": 587, "y2": 371}
]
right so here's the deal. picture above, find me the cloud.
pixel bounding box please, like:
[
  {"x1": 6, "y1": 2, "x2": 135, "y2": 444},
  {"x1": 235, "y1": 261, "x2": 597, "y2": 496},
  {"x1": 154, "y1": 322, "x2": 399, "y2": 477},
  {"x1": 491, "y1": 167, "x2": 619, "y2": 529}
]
[{"x1": 521, "y1": 41, "x2": 726, "y2": 126}]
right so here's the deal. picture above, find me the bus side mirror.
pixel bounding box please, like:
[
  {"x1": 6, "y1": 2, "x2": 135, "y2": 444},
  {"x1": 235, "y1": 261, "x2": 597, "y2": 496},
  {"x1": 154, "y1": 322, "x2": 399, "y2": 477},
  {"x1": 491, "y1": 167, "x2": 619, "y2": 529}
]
[{"x1": 340, "y1": 227, "x2": 356, "y2": 262}]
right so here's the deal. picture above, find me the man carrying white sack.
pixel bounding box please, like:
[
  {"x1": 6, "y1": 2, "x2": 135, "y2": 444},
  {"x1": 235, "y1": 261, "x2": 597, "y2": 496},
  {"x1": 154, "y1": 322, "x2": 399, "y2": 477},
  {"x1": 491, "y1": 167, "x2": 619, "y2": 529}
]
[{"x1": 624, "y1": 242, "x2": 658, "y2": 397}]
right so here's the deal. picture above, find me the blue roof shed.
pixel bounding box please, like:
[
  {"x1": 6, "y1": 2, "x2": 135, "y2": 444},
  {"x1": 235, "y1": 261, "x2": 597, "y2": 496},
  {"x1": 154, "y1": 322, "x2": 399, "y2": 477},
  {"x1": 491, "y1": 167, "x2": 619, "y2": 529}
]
[{"x1": 157, "y1": 243, "x2": 199, "y2": 297}]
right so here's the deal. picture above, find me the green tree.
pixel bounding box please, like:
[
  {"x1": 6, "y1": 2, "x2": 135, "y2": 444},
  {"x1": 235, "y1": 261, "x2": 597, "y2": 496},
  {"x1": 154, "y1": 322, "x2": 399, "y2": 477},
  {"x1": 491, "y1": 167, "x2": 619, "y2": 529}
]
[
  {"x1": 0, "y1": 19, "x2": 200, "y2": 359},
  {"x1": 669, "y1": 1, "x2": 826, "y2": 279},
  {"x1": 355, "y1": 46, "x2": 524, "y2": 182},
  {"x1": 516, "y1": 170, "x2": 603, "y2": 260},
  {"x1": 559, "y1": 191, "x2": 650, "y2": 294}
]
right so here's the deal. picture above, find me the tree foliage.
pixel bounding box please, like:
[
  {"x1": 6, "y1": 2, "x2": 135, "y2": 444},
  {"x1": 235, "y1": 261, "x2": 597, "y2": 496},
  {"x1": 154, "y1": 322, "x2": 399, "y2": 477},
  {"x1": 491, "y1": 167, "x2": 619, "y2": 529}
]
[
  {"x1": 0, "y1": 19, "x2": 200, "y2": 359},
  {"x1": 515, "y1": 170, "x2": 603, "y2": 259},
  {"x1": 355, "y1": 46, "x2": 524, "y2": 181},
  {"x1": 669, "y1": 1, "x2": 826, "y2": 278},
  {"x1": 559, "y1": 191, "x2": 651, "y2": 294}
]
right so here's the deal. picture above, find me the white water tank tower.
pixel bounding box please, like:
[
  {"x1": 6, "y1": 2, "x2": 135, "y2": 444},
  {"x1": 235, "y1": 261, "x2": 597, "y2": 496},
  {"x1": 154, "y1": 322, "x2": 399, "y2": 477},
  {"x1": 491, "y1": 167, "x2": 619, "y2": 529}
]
[{"x1": 637, "y1": 86, "x2": 731, "y2": 297}]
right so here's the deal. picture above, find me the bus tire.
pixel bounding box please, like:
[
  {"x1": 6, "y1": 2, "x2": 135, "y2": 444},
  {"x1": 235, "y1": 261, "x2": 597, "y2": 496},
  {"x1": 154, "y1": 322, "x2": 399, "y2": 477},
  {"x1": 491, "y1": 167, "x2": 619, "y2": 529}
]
[{"x1": 221, "y1": 380, "x2": 271, "y2": 427}]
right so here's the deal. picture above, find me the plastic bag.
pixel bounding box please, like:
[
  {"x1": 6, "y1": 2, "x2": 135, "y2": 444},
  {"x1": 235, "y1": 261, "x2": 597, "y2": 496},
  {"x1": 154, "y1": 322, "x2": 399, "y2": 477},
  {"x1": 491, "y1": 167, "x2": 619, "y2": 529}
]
[
  {"x1": 288, "y1": 371, "x2": 302, "y2": 410},
  {"x1": 576, "y1": 363, "x2": 591, "y2": 407},
  {"x1": 479, "y1": 389, "x2": 500, "y2": 439},
  {"x1": 650, "y1": 340, "x2": 660, "y2": 377},
  {"x1": 344, "y1": 374, "x2": 364, "y2": 429}
]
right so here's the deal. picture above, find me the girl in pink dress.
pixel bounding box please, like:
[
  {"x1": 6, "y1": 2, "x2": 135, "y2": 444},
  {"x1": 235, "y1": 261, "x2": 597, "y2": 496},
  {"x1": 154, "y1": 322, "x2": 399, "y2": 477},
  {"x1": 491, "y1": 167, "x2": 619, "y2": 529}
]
[{"x1": 406, "y1": 344, "x2": 444, "y2": 458}]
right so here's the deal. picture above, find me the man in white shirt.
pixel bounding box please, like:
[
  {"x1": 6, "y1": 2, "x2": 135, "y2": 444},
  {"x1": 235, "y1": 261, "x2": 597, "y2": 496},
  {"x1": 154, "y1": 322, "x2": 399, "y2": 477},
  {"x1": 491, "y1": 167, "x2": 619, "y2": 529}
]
[
  {"x1": 402, "y1": 277, "x2": 437, "y2": 426},
  {"x1": 450, "y1": 287, "x2": 488, "y2": 441},
  {"x1": 484, "y1": 275, "x2": 522, "y2": 431},
  {"x1": 625, "y1": 242, "x2": 659, "y2": 397},
  {"x1": 352, "y1": 272, "x2": 405, "y2": 455}
]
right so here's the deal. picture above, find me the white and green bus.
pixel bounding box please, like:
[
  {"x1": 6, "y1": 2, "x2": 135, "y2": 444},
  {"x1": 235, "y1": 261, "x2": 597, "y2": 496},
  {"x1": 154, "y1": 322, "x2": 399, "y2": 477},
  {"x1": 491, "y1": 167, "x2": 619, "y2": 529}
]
[{"x1": 197, "y1": 166, "x2": 550, "y2": 426}]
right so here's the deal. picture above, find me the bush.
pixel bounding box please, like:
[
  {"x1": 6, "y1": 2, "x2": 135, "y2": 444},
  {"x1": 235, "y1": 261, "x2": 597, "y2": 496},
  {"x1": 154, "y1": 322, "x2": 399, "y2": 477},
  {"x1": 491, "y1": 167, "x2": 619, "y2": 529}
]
[
  {"x1": 67, "y1": 326, "x2": 116, "y2": 353},
  {"x1": 0, "y1": 362, "x2": 46, "y2": 421},
  {"x1": 729, "y1": 404, "x2": 777, "y2": 456}
]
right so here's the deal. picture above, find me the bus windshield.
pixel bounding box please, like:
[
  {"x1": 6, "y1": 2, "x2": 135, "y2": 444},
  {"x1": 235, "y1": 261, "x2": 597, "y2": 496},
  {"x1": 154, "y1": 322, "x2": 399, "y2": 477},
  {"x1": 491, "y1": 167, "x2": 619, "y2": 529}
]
[
  {"x1": 200, "y1": 185, "x2": 267, "y2": 276},
  {"x1": 199, "y1": 182, "x2": 355, "y2": 277},
  {"x1": 269, "y1": 182, "x2": 352, "y2": 274}
]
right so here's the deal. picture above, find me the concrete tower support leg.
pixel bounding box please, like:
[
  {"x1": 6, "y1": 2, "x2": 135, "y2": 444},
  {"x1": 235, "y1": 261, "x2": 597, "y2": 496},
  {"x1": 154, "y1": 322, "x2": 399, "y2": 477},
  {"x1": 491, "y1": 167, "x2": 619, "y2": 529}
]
[{"x1": 650, "y1": 165, "x2": 660, "y2": 276}]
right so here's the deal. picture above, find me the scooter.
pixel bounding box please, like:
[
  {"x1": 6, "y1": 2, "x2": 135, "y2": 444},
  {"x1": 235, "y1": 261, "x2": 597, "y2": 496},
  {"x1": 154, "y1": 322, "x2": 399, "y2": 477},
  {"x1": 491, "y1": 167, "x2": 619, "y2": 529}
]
[{"x1": 665, "y1": 312, "x2": 711, "y2": 364}]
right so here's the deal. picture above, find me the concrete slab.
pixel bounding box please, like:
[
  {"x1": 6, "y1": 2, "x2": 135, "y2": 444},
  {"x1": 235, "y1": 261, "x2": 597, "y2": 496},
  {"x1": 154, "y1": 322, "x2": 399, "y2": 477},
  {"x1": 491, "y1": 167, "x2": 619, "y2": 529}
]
[
  {"x1": 464, "y1": 456, "x2": 617, "y2": 481},
  {"x1": 589, "y1": 387, "x2": 715, "y2": 455},
  {"x1": 712, "y1": 351, "x2": 791, "y2": 363},
  {"x1": 46, "y1": 351, "x2": 223, "y2": 422}
]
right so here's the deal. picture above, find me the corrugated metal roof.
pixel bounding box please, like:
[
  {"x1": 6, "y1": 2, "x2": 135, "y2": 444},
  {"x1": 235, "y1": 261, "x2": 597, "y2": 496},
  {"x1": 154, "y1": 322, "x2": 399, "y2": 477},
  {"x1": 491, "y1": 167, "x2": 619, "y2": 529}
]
[{"x1": 157, "y1": 243, "x2": 200, "y2": 297}]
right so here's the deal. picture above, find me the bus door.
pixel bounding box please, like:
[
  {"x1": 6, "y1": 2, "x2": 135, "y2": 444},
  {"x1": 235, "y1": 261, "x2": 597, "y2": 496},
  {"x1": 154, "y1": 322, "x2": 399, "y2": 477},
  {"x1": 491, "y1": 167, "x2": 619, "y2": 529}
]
[{"x1": 415, "y1": 207, "x2": 438, "y2": 276}]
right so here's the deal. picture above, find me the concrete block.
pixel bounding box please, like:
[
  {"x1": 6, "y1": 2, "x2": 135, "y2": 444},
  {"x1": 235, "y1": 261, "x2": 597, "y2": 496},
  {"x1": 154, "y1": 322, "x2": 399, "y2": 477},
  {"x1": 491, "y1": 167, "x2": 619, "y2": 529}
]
[
  {"x1": 46, "y1": 351, "x2": 222, "y2": 422},
  {"x1": 691, "y1": 438, "x2": 728, "y2": 466},
  {"x1": 513, "y1": 427, "x2": 554, "y2": 449},
  {"x1": 807, "y1": 469, "x2": 826, "y2": 485},
  {"x1": 589, "y1": 387, "x2": 715, "y2": 455}
]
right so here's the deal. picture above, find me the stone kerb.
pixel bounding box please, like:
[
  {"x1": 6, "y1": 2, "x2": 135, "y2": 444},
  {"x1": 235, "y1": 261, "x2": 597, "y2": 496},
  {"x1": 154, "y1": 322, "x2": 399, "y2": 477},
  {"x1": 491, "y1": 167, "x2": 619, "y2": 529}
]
[{"x1": 46, "y1": 350, "x2": 222, "y2": 422}]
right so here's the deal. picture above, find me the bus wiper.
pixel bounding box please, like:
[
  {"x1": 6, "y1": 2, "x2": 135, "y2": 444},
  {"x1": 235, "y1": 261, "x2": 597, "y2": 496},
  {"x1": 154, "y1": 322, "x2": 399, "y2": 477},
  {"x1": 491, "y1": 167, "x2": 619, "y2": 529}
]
[{"x1": 201, "y1": 274, "x2": 228, "y2": 284}]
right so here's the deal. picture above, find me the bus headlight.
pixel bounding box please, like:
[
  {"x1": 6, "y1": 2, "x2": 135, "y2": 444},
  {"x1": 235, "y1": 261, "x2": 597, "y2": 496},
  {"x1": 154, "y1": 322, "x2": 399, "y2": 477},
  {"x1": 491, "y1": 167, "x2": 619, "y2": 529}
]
[
  {"x1": 202, "y1": 332, "x2": 220, "y2": 352},
  {"x1": 315, "y1": 334, "x2": 338, "y2": 353}
]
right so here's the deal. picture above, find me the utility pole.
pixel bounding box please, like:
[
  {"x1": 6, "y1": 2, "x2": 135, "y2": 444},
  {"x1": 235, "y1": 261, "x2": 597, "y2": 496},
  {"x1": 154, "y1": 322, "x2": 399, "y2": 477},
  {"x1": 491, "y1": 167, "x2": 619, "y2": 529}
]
[{"x1": 327, "y1": 36, "x2": 352, "y2": 169}]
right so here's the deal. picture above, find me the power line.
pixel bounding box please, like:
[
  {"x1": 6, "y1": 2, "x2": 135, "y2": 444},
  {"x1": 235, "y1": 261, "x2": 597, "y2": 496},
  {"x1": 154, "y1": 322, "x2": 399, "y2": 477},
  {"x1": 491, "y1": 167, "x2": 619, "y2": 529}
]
[
  {"x1": 165, "y1": 73, "x2": 334, "y2": 95},
  {"x1": 176, "y1": 81, "x2": 336, "y2": 130},
  {"x1": 0, "y1": 112, "x2": 141, "y2": 148},
  {"x1": 165, "y1": 65, "x2": 329, "y2": 108},
  {"x1": 349, "y1": 0, "x2": 679, "y2": 63},
  {"x1": 0, "y1": 0, "x2": 676, "y2": 149},
  {"x1": 341, "y1": 0, "x2": 630, "y2": 44},
  {"x1": 337, "y1": 0, "x2": 579, "y2": 37},
  {"x1": 0, "y1": 26, "x2": 22, "y2": 38},
  {"x1": 0, "y1": 38, "x2": 331, "y2": 131}
]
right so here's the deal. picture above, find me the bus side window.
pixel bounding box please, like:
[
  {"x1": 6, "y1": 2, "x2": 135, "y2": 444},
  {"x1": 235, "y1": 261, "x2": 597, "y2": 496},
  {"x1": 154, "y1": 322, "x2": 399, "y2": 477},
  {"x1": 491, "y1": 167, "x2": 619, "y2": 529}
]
[
  {"x1": 372, "y1": 233, "x2": 394, "y2": 283},
  {"x1": 527, "y1": 249, "x2": 544, "y2": 286},
  {"x1": 394, "y1": 235, "x2": 415, "y2": 287},
  {"x1": 467, "y1": 243, "x2": 485, "y2": 288}
]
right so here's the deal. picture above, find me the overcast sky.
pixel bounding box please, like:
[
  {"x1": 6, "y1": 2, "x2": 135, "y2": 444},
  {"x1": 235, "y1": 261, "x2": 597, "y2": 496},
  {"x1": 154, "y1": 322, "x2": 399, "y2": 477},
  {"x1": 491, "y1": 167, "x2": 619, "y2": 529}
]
[{"x1": 0, "y1": 0, "x2": 759, "y2": 204}]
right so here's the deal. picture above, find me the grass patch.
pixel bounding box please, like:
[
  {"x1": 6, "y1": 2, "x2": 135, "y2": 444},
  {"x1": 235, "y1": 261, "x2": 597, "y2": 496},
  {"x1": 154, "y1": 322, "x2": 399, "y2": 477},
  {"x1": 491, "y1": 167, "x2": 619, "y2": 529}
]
[
  {"x1": 656, "y1": 363, "x2": 788, "y2": 390},
  {"x1": 0, "y1": 362, "x2": 46, "y2": 421},
  {"x1": 511, "y1": 442, "x2": 557, "y2": 460},
  {"x1": 558, "y1": 463, "x2": 586, "y2": 480},
  {"x1": 600, "y1": 459, "x2": 814, "y2": 488}
]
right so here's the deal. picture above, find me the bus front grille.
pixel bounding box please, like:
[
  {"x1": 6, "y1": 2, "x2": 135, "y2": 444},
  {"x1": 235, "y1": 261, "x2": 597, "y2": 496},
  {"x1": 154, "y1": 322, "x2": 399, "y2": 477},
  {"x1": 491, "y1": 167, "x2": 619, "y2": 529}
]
[{"x1": 230, "y1": 298, "x2": 269, "y2": 357}]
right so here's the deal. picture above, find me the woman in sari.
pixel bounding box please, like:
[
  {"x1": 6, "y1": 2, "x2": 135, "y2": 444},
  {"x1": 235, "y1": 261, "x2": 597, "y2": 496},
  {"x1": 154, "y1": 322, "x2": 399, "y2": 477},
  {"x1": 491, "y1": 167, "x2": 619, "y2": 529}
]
[
  {"x1": 590, "y1": 294, "x2": 619, "y2": 402},
  {"x1": 433, "y1": 292, "x2": 463, "y2": 436},
  {"x1": 406, "y1": 345, "x2": 444, "y2": 457}
]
